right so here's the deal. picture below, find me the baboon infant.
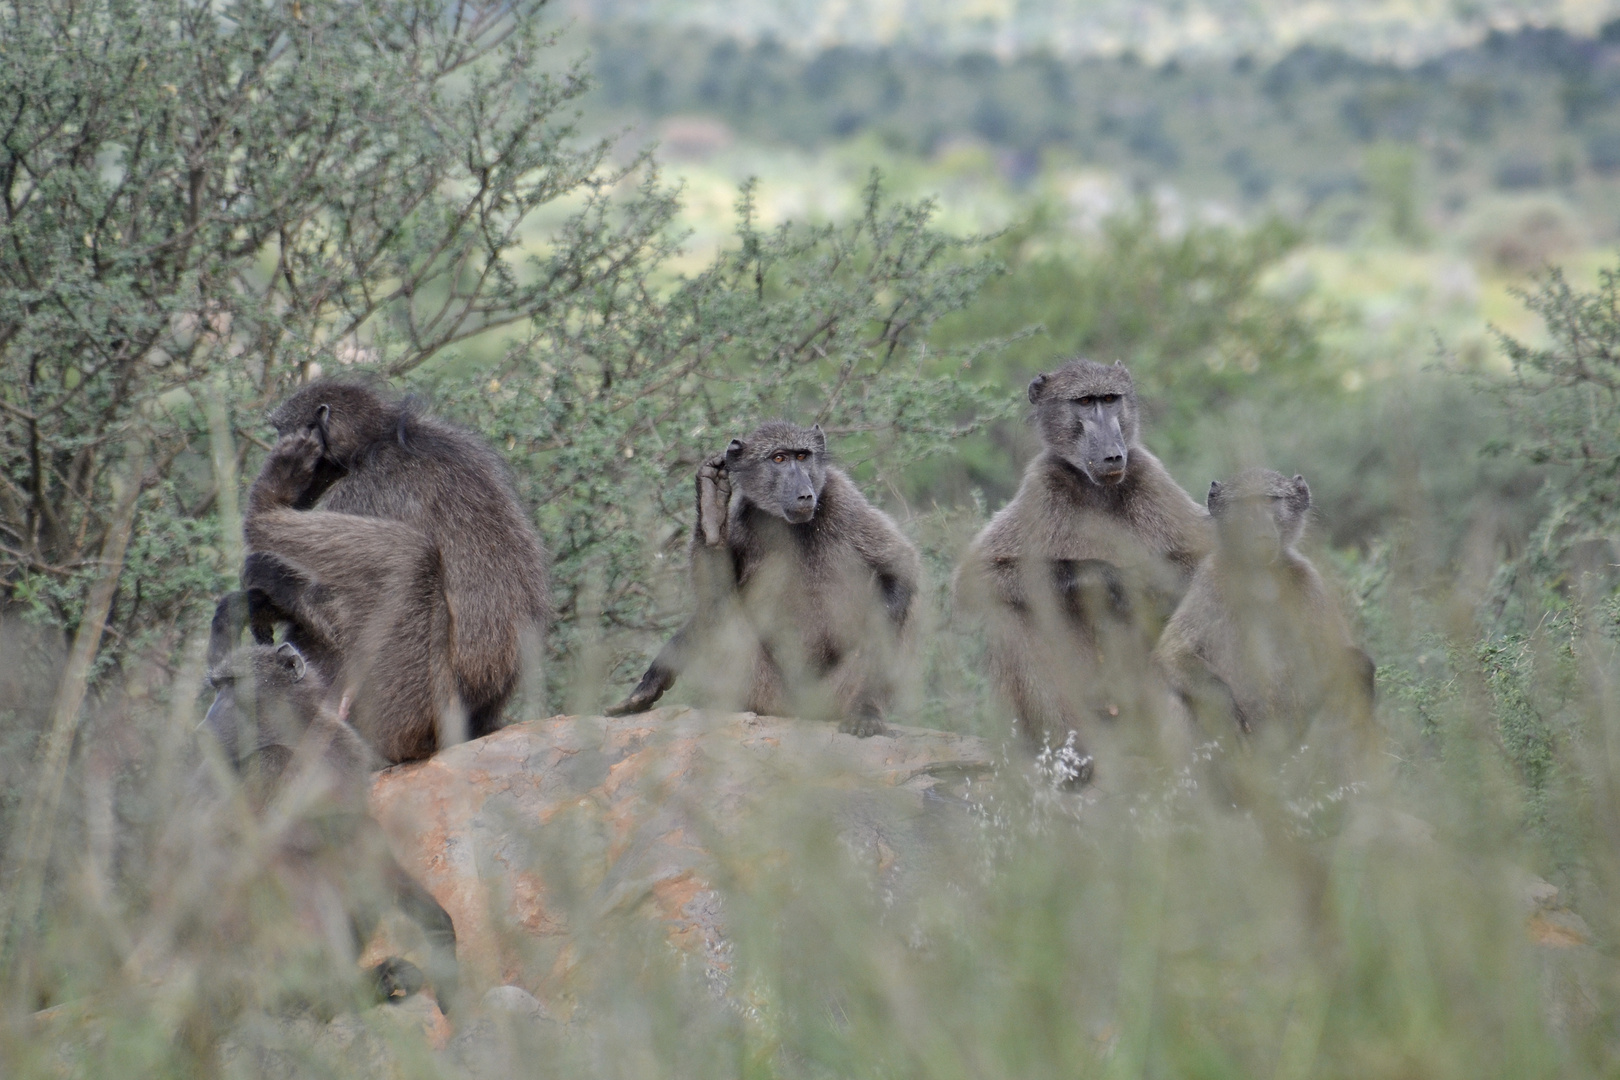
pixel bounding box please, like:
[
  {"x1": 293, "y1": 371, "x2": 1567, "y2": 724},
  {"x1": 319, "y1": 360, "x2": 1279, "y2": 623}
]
[
  {"x1": 260, "y1": 379, "x2": 550, "y2": 740},
  {"x1": 231, "y1": 423, "x2": 459, "y2": 763},
  {"x1": 608, "y1": 421, "x2": 921, "y2": 736},
  {"x1": 1155, "y1": 468, "x2": 1375, "y2": 738},
  {"x1": 958, "y1": 359, "x2": 1213, "y2": 778},
  {"x1": 201, "y1": 627, "x2": 458, "y2": 1009}
]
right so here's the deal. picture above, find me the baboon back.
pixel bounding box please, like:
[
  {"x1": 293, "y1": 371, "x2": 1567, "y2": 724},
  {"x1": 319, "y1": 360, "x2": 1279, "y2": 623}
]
[{"x1": 267, "y1": 381, "x2": 550, "y2": 735}]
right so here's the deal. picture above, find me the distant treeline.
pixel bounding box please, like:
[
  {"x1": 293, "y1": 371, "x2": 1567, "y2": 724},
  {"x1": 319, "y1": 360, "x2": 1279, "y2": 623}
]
[{"x1": 588, "y1": 21, "x2": 1620, "y2": 207}]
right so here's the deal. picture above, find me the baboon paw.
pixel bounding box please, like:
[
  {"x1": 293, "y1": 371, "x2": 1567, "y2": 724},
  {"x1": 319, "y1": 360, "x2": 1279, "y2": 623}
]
[
  {"x1": 604, "y1": 694, "x2": 650, "y2": 717},
  {"x1": 265, "y1": 429, "x2": 326, "y2": 491},
  {"x1": 839, "y1": 713, "x2": 889, "y2": 738},
  {"x1": 368, "y1": 957, "x2": 425, "y2": 1003},
  {"x1": 696, "y1": 457, "x2": 732, "y2": 547},
  {"x1": 605, "y1": 670, "x2": 671, "y2": 716}
]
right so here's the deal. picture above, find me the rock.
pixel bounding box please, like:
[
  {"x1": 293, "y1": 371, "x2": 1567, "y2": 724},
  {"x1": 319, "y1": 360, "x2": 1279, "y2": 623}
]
[
  {"x1": 367, "y1": 708, "x2": 994, "y2": 1013},
  {"x1": 447, "y1": 985, "x2": 559, "y2": 1078}
]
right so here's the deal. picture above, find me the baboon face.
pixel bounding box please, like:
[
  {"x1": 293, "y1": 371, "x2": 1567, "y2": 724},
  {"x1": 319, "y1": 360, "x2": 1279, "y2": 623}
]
[
  {"x1": 1028, "y1": 360, "x2": 1139, "y2": 485},
  {"x1": 203, "y1": 642, "x2": 322, "y2": 769},
  {"x1": 1207, "y1": 468, "x2": 1310, "y2": 561},
  {"x1": 267, "y1": 380, "x2": 397, "y2": 468},
  {"x1": 724, "y1": 421, "x2": 829, "y2": 524}
]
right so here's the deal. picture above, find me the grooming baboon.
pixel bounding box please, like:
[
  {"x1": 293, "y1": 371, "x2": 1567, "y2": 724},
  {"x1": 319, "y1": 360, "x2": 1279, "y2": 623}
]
[
  {"x1": 200, "y1": 625, "x2": 459, "y2": 1010},
  {"x1": 958, "y1": 359, "x2": 1213, "y2": 776},
  {"x1": 258, "y1": 379, "x2": 550, "y2": 739},
  {"x1": 1155, "y1": 468, "x2": 1376, "y2": 739},
  {"x1": 607, "y1": 421, "x2": 920, "y2": 736},
  {"x1": 230, "y1": 424, "x2": 459, "y2": 763}
]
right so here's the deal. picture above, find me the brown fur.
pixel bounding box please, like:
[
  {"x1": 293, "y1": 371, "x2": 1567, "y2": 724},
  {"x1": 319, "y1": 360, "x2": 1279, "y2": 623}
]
[
  {"x1": 608, "y1": 421, "x2": 921, "y2": 735},
  {"x1": 200, "y1": 632, "x2": 458, "y2": 1009},
  {"x1": 261, "y1": 380, "x2": 550, "y2": 738},
  {"x1": 1155, "y1": 468, "x2": 1375, "y2": 740},
  {"x1": 237, "y1": 426, "x2": 459, "y2": 763},
  {"x1": 957, "y1": 360, "x2": 1213, "y2": 772}
]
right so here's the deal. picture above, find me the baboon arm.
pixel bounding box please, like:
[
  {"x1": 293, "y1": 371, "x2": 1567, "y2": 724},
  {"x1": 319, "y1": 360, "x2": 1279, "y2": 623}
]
[
  {"x1": 347, "y1": 842, "x2": 459, "y2": 1013},
  {"x1": 240, "y1": 550, "x2": 344, "y2": 655},
  {"x1": 695, "y1": 455, "x2": 732, "y2": 548},
  {"x1": 605, "y1": 619, "x2": 695, "y2": 715},
  {"x1": 1351, "y1": 647, "x2": 1376, "y2": 701},
  {"x1": 690, "y1": 541, "x2": 741, "y2": 611},
  {"x1": 1052, "y1": 558, "x2": 1132, "y2": 620},
  {"x1": 878, "y1": 574, "x2": 915, "y2": 630},
  {"x1": 1163, "y1": 650, "x2": 1249, "y2": 734},
  {"x1": 208, "y1": 591, "x2": 253, "y2": 666}
]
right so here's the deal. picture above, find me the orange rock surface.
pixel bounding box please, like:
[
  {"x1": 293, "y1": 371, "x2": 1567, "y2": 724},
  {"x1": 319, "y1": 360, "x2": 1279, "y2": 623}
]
[{"x1": 368, "y1": 708, "x2": 993, "y2": 1012}]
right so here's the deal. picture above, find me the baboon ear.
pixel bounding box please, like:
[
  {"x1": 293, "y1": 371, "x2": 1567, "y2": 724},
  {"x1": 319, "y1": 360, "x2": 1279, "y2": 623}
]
[
  {"x1": 274, "y1": 641, "x2": 307, "y2": 681},
  {"x1": 810, "y1": 424, "x2": 826, "y2": 454},
  {"x1": 1113, "y1": 359, "x2": 1123, "y2": 367},
  {"x1": 1206, "y1": 480, "x2": 1223, "y2": 511},
  {"x1": 724, "y1": 438, "x2": 746, "y2": 463},
  {"x1": 1292, "y1": 474, "x2": 1311, "y2": 503},
  {"x1": 1027, "y1": 373, "x2": 1049, "y2": 404}
]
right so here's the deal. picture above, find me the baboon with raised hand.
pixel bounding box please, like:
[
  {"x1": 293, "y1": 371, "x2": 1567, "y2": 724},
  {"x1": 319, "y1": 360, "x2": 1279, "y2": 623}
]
[
  {"x1": 230, "y1": 423, "x2": 459, "y2": 763},
  {"x1": 200, "y1": 627, "x2": 459, "y2": 1010},
  {"x1": 1155, "y1": 468, "x2": 1375, "y2": 739},
  {"x1": 258, "y1": 379, "x2": 550, "y2": 740},
  {"x1": 608, "y1": 421, "x2": 921, "y2": 736},
  {"x1": 957, "y1": 359, "x2": 1213, "y2": 778}
]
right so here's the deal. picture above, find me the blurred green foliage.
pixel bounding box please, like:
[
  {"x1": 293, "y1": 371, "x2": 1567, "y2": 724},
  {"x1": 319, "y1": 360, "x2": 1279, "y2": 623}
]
[{"x1": 585, "y1": 22, "x2": 1620, "y2": 235}]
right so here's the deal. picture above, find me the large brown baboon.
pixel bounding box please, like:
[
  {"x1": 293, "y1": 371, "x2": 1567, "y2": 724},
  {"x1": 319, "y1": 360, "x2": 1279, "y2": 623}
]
[
  {"x1": 200, "y1": 623, "x2": 458, "y2": 1010},
  {"x1": 1154, "y1": 468, "x2": 1375, "y2": 741},
  {"x1": 259, "y1": 379, "x2": 550, "y2": 739},
  {"x1": 607, "y1": 421, "x2": 921, "y2": 736},
  {"x1": 231, "y1": 425, "x2": 459, "y2": 763},
  {"x1": 957, "y1": 359, "x2": 1213, "y2": 777}
]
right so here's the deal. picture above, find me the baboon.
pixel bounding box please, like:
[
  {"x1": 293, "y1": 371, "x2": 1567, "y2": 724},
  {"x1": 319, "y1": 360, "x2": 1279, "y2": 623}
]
[
  {"x1": 200, "y1": 625, "x2": 459, "y2": 1010},
  {"x1": 957, "y1": 359, "x2": 1214, "y2": 777},
  {"x1": 607, "y1": 421, "x2": 921, "y2": 736},
  {"x1": 230, "y1": 424, "x2": 459, "y2": 763},
  {"x1": 258, "y1": 379, "x2": 550, "y2": 740},
  {"x1": 1155, "y1": 468, "x2": 1376, "y2": 739}
]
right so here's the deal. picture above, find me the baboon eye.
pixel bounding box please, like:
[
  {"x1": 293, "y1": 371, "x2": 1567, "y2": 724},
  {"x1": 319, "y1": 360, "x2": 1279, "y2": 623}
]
[
  {"x1": 795, "y1": 451, "x2": 809, "y2": 461},
  {"x1": 772, "y1": 454, "x2": 786, "y2": 464},
  {"x1": 1100, "y1": 393, "x2": 1120, "y2": 404},
  {"x1": 1074, "y1": 395, "x2": 1094, "y2": 406}
]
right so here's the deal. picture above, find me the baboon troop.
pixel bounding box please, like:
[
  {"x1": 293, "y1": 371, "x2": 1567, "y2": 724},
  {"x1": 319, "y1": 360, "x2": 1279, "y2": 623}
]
[
  {"x1": 191, "y1": 361, "x2": 1374, "y2": 1010},
  {"x1": 957, "y1": 359, "x2": 1215, "y2": 777},
  {"x1": 1155, "y1": 468, "x2": 1376, "y2": 740},
  {"x1": 607, "y1": 421, "x2": 920, "y2": 736}
]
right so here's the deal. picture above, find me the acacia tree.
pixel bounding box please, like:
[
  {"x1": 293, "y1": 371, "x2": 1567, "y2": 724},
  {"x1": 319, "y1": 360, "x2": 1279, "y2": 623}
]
[
  {"x1": 0, "y1": 0, "x2": 673, "y2": 647},
  {"x1": 1, "y1": 0, "x2": 1009, "y2": 695},
  {"x1": 1492, "y1": 265, "x2": 1620, "y2": 558}
]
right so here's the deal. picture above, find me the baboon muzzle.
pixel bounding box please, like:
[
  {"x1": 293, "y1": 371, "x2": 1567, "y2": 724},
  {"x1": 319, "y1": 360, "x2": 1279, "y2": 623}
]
[{"x1": 1081, "y1": 421, "x2": 1129, "y2": 484}]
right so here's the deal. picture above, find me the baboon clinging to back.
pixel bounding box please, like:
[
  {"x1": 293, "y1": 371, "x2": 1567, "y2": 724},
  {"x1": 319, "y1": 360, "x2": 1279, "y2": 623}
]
[
  {"x1": 958, "y1": 359, "x2": 1213, "y2": 775},
  {"x1": 200, "y1": 626, "x2": 459, "y2": 1010},
  {"x1": 1155, "y1": 468, "x2": 1375, "y2": 739},
  {"x1": 608, "y1": 421, "x2": 921, "y2": 736},
  {"x1": 229, "y1": 424, "x2": 459, "y2": 762},
  {"x1": 260, "y1": 379, "x2": 550, "y2": 739}
]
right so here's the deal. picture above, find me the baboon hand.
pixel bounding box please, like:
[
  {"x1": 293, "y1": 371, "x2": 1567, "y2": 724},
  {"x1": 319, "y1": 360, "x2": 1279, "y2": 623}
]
[
  {"x1": 839, "y1": 708, "x2": 889, "y2": 738},
  {"x1": 695, "y1": 454, "x2": 732, "y2": 547},
  {"x1": 256, "y1": 428, "x2": 326, "y2": 508},
  {"x1": 605, "y1": 664, "x2": 676, "y2": 716}
]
